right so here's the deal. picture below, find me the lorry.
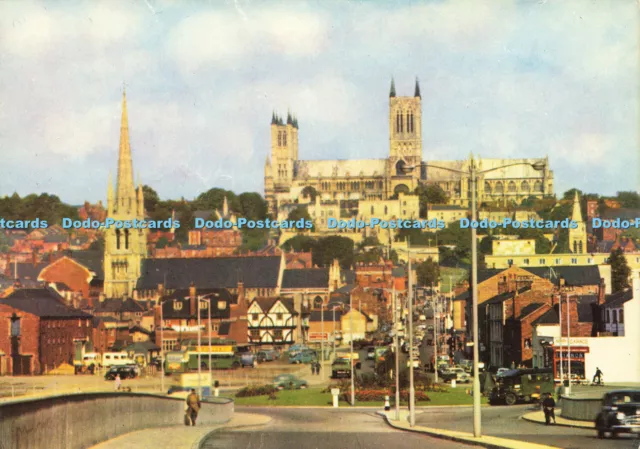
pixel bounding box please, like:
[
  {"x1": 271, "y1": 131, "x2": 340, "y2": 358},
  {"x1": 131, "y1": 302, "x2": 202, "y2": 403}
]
[
  {"x1": 489, "y1": 368, "x2": 554, "y2": 405},
  {"x1": 331, "y1": 353, "x2": 361, "y2": 379}
]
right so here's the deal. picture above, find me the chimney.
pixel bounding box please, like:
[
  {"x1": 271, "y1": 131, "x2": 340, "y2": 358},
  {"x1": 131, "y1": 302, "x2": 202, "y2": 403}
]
[
  {"x1": 559, "y1": 277, "x2": 566, "y2": 288},
  {"x1": 189, "y1": 283, "x2": 197, "y2": 317},
  {"x1": 32, "y1": 251, "x2": 37, "y2": 267},
  {"x1": 237, "y1": 281, "x2": 245, "y2": 305},
  {"x1": 598, "y1": 278, "x2": 606, "y2": 305}
]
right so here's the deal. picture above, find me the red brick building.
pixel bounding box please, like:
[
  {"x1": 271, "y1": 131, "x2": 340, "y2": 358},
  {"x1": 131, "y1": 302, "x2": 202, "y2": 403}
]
[{"x1": 0, "y1": 288, "x2": 92, "y2": 375}]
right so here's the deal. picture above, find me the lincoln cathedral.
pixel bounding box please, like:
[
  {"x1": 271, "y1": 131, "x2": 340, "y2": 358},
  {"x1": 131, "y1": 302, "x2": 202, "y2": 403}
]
[{"x1": 264, "y1": 79, "x2": 554, "y2": 217}]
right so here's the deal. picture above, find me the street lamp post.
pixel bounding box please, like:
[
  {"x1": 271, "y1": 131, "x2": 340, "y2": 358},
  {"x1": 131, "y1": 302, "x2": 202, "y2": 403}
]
[
  {"x1": 321, "y1": 301, "x2": 325, "y2": 379},
  {"x1": 160, "y1": 301, "x2": 165, "y2": 394},
  {"x1": 566, "y1": 293, "x2": 572, "y2": 394},
  {"x1": 197, "y1": 297, "x2": 202, "y2": 398},
  {"x1": 408, "y1": 256, "x2": 415, "y2": 427},
  {"x1": 398, "y1": 156, "x2": 546, "y2": 438},
  {"x1": 350, "y1": 292, "x2": 355, "y2": 406},
  {"x1": 434, "y1": 283, "x2": 439, "y2": 384}
]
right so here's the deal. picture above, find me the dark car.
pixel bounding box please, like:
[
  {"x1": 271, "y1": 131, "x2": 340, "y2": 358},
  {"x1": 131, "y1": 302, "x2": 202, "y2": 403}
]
[
  {"x1": 366, "y1": 347, "x2": 376, "y2": 360},
  {"x1": 105, "y1": 365, "x2": 137, "y2": 380},
  {"x1": 595, "y1": 390, "x2": 640, "y2": 439}
]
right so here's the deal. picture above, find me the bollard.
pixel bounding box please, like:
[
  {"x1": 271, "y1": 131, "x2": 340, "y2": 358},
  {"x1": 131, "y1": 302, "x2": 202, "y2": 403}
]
[
  {"x1": 384, "y1": 395, "x2": 390, "y2": 411},
  {"x1": 331, "y1": 388, "x2": 340, "y2": 408},
  {"x1": 451, "y1": 379, "x2": 456, "y2": 388}
]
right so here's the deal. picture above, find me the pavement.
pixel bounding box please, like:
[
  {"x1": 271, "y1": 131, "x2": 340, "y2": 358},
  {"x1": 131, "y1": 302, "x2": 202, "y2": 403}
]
[
  {"x1": 379, "y1": 410, "x2": 561, "y2": 449},
  {"x1": 89, "y1": 412, "x2": 272, "y2": 449},
  {"x1": 521, "y1": 409, "x2": 594, "y2": 429}
]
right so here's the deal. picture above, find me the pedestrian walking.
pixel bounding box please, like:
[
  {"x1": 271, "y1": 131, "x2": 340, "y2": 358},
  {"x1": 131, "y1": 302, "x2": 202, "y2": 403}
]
[
  {"x1": 592, "y1": 367, "x2": 603, "y2": 385},
  {"x1": 310, "y1": 362, "x2": 315, "y2": 375},
  {"x1": 185, "y1": 389, "x2": 201, "y2": 426},
  {"x1": 316, "y1": 361, "x2": 321, "y2": 375},
  {"x1": 542, "y1": 393, "x2": 556, "y2": 425},
  {"x1": 114, "y1": 374, "x2": 121, "y2": 391}
]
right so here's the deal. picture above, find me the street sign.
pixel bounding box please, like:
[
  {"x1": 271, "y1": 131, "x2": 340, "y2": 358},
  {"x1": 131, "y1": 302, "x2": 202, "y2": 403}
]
[{"x1": 308, "y1": 333, "x2": 330, "y2": 342}]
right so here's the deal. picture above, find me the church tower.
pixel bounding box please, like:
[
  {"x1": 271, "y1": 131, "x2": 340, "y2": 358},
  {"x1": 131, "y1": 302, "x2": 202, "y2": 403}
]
[
  {"x1": 387, "y1": 78, "x2": 423, "y2": 197},
  {"x1": 265, "y1": 111, "x2": 299, "y2": 215},
  {"x1": 568, "y1": 192, "x2": 587, "y2": 254},
  {"x1": 104, "y1": 89, "x2": 147, "y2": 298}
]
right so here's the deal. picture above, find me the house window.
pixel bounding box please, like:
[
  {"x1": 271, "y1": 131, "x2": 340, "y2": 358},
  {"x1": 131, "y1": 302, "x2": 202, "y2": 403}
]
[
  {"x1": 539, "y1": 259, "x2": 546, "y2": 265},
  {"x1": 276, "y1": 313, "x2": 283, "y2": 320},
  {"x1": 173, "y1": 301, "x2": 183, "y2": 311},
  {"x1": 523, "y1": 258, "x2": 530, "y2": 265},
  {"x1": 606, "y1": 310, "x2": 610, "y2": 323},
  {"x1": 274, "y1": 329, "x2": 283, "y2": 340},
  {"x1": 571, "y1": 258, "x2": 577, "y2": 264},
  {"x1": 250, "y1": 329, "x2": 260, "y2": 339},
  {"x1": 10, "y1": 315, "x2": 20, "y2": 337},
  {"x1": 612, "y1": 310, "x2": 618, "y2": 323},
  {"x1": 524, "y1": 339, "x2": 532, "y2": 349},
  {"x1": 555, "y1": 258, "x2": 561, "y2": 264},
  {"x1": 587, "y1": 258, "x2": 593, "y2": 264},
  {"x1": 620, "y1": 309, "x2": 624, "y2": 323},
  {"x1": 252, "y1": 314, "x2": 259, "y2": 321}
]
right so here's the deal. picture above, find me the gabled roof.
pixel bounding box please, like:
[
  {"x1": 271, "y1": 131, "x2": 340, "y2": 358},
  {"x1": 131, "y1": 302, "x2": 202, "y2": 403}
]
[
  {"x1": 477, "y1": 269, "x2": 504, "y2": 284},
  {"x1": 604, "y1": 288, "x2": 634, "y2": 308},
  {"x1": 67, "y1": 250, "x2": 104, "y2": 279},
  {"x1": 160, "y1": 289, "x2": 233, "y2": 320},
  {"x1": 252, "y1": 297, "x2": 296, "y2": 315},
  {"x1": 524, "y1": 266, "x2": 601, "y2": 287},
  {"x1": 94, "y1": 298, "x2": 146, "y2": 314},
  {"x1": 0, "y1": 288, "x2": 91, "y2": 318},
  {"x1": 282, "y1": 268, "x2": 329, "y2": 289},
  {"x1": 534, "y1": 306, "x2": 559, "y2": 326},
  {"x1": 14, "y1": 262, "x2": 49, "y2": 281},
  {"x1": 218, "y1": 322, "x2": 231, "y2": 335},
  {"x1": 519, "y1": 302, "x2": 546, "y2": 319},
  {"x1": 484, "y1": 287, "x2": 531, "y2": 305},
  {"x1": 136, "y1": 256, "x2": 282, "y2": 290},
  {"x1": 576, "y1": 295, "x2": 598, "y2": 322}
]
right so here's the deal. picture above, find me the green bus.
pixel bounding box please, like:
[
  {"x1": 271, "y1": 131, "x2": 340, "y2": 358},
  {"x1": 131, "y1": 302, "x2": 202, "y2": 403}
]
[{"x1": 164, "y1": 338, "x2": 241, "y2": 373}]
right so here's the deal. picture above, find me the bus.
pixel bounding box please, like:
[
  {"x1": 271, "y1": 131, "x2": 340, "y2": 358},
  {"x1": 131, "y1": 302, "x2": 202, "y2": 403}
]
[{"x1": 164, "y1": 338, "x2": 241, "y2": 374}]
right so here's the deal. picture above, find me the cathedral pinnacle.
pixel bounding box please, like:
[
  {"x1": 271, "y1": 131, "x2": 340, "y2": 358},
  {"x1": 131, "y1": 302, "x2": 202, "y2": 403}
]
[
  {"x1": 271, "y1": 111, "x2": 276, "y2": 125},
  {"x1": 571, "y1": 191, "x2": 583, "y2": 222},
  {"x1": 389, "y1": 78, "x2": 396, "y2": 98},
  {"x1": 116, "y1": 88, "x2": 136, "y2": 212},
  {"x1": 414, "y1": 78, "x2": 421, "y2": 98}
]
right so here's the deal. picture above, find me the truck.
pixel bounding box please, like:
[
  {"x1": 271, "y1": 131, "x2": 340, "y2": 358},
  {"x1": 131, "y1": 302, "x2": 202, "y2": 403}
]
[{"x1": 331, "y1": 353, "x2": 361, "y2": 379}]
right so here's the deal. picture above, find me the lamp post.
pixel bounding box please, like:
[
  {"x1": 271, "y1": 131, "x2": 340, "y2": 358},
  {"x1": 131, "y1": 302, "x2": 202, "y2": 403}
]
[
  {"x1": 197, "y1": 297, "x2": 202, "y2": 398},
  {"x1": 566, "y1": 293, "x2": 571, "y2": 394},
  {"x1": 434, "y1": 283, "x2": 439, "y2": 384},
  {"x1": 321, "y1": 301, "x2": 325, "y2": 379},
  {"x1": 349, "y1": 292, "x2": 355, "y2": 406},
  {"x1": 398, "y1": 156, "x2": 546, "y2": 438},
  {"x1": 408, "y1": 257, "x2": 415, "y2": 427},
  {"x1": 160, "y1": 300, "x2": 165, "y2": 394}
]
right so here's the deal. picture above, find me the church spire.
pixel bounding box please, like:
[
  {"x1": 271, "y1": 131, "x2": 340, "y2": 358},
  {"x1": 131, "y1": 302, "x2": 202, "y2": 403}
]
[
  {"x1": 116, "y1": 88, "x2": 136, "y2": 210},
  {"x1": 389, "y1": 78, "x2": 396, "y2": 98},
  {"x1": 571, "y1": 191, "x2": 582, "y2": 222},
  {"x1": 414, "y1": 78, "x2": 421, "y2": 98}
]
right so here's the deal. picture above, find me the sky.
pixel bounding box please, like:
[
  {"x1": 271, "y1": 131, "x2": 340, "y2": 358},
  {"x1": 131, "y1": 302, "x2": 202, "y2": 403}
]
[{"x1": 0, "y1": 0, "x2": 638, "y2": 205}]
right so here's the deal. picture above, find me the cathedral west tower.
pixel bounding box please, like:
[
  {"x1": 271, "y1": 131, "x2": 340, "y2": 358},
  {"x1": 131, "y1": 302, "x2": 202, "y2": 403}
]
[{"x1": 103, "y1": 89, "x2": 147, "y2": 298}]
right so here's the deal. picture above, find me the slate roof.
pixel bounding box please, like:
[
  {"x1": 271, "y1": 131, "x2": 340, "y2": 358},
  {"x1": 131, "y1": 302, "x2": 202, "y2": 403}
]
[
  {"x1": 0, "y1": 288, "x2": 92, "y2": 318},
  {"x1": 477, "y1": 269, "x2": 504, "y2": 284},
  {"x1": 604, "y1": 289, "x2": 634, "y2": 308},
  {"x1": 14, "y1": 262, "x2": 49, "y2": 281},
  {"x1": 533, "y1": 306, "x2": 559, "y2": 326},
  {"x1": 576, "y1": 295, "x2": 598, "y2": 322},
  {"x1": 136, "y1": 256, "x2": 282, "y2": 290},
  {"x1": 282, "y1": 268, "x2": 329, "y2": 289},
  {"x1": 94, "y1": 298, "x2": 146, "y2": 314},
  {"x1": 160, "y1": 289, "x2": 233, "y2": 320},
  {"x1": 124, "y1": 341, "x2": 160, "y2": 353},
  {"x1": 524, "y1": 266, "x2": 601, "y2": 287},
  {"x1": 601, "y1": 208, "x2": 640, "y2": 221},
  {"x1": 44, "y1": 233, "x2": 68, "y2": 243},
  {"x1": 67, "y1": 250, "x2": 104, "y2": 279},
  {"x1": 519, "y1": 302, "x2": 546, "y2": 319},
  {"x1": 252, "y1": 297, "x2": 296, "y2": 314},
  {"x1": 484, "y1": 287, "x2": 531, "y2": 305}
]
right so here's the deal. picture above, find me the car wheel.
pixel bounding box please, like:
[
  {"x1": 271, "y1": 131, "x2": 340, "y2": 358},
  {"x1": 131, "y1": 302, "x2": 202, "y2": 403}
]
[
  {"x1": 300, "y1": 384, "x2": 308, "y2": 389},
  {"x1": 277, "y1": 385, "x2": 284, "y2": 391},
  {"x1": 597, "y1": 430, "x2": 605, "y2": 439},
  {"x1": 505, "y1": 393, "x2": 517, "y2": 406}
]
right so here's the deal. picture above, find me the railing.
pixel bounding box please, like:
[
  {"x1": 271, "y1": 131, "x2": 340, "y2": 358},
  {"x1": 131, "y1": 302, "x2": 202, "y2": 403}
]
[{"x1": 0, "y1": 392, "x2": 233, "y2": 449}]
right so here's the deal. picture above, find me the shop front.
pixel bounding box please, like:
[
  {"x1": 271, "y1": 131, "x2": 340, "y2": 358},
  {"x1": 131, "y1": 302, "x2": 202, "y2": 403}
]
[{"x1": 551, "y1": 344, "x2": 589, "y2": 382}]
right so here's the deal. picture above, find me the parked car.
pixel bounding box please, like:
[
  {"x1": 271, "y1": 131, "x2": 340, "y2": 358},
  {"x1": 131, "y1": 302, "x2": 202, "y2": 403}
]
[
  {"x1": 595, "y1": 390, "x2": 640, "y2": 439},
  {"x1": 273, "y1": 374, "x2": 308, "y2": 390},
  {"x1": 450, "y1": 367, "x2": 471, "y2": 383},
  {"x1": 105, "y1": 365, "x2": 137, "y2": 380},
  {"x1": 240, "y1": 353, "x2": 256, "y2": 368},
  {"x1": 257, "y1": 351, "x2": 274, "y2": 363},
  {"x1": 289, "y1": 349, "x2": 317, "y2": 364},
  {"x1": 366, "y1": 346, "x2": 376, "y2": 360}
]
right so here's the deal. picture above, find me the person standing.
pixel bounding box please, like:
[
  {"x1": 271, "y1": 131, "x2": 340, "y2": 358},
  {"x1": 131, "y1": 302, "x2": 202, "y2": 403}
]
[
  {"x1": 114, "y1": 374, "x2": 121, "y2": 391},
  {"x1": 593, "y1": 367, "x2": 603, "y2": 385},
  {"x1": 542, "y1": 393, "x2": 556, "y2": 425},
  {"x1": 186, "y1": 389, "x2": 201, "y2": 426}
]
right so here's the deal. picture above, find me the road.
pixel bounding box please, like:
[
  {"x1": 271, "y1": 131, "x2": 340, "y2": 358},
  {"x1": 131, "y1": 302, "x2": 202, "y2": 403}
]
[
  {"x1": 201, "y1": 407, "x2": 475, "y2": 449},
  {"x1": 415, "y1": 404, "x2": 640, "y2": 449}
]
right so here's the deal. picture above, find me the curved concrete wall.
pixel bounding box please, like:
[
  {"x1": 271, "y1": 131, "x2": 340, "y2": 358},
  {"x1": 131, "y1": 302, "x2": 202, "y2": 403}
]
[
  {"x1": 0, "y1": 392, "x2": 233, "y2": 449},
  {"x1": 559, "y1": 396, "x2": 601, "y2": 421}
]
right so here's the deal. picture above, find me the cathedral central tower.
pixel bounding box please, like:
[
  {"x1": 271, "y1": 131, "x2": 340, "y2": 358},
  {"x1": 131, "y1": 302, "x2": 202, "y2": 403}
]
[{"x1": 103, "y1": 89, "x2": 147, "y2": 298}]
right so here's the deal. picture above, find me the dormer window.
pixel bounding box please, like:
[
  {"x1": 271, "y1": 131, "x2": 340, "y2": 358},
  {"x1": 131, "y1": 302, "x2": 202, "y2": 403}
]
[
  {"x1": 173, "y1": 301, "x2": 183, "y2": 311},
  {"x1": 218, "y1": 301, "x2": 226, "y2": 310}
]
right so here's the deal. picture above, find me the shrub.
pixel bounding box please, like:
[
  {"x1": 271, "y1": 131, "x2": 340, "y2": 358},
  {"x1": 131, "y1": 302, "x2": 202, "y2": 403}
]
[
  {"x1": 235, "y1": 384, "x2": 278, "y2": 398},
  {"x1": 341, "y1": 389, "x2": 430, "y2": 402}
]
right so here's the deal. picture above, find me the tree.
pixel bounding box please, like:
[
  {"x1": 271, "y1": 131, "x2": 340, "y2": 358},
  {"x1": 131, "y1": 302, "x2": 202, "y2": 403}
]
[
  {"x1": 313, "y1": 236, "x2": 354, "y2": 268},
  {"x1": 416, "y1": 258, "x2": 440, "y2": 286},
  {"x1": 287, "y1": 206, "x2": 315, "y2": 231},
  {"x1": 479, "y1": 236, "x2": 494, "y2": 255},
  {"x1": 301, "y1": 186, "x2": 318, "y2": 202},
  {"x1": 155, "y1": 236, "x2": 169, "y2": 249},
  {"x1": 194, "y1": 188, "x2": 236, "y2": 211},
  {"x1": 281, "y1": 235, "x2": 316, "y2": 253},
  {"x1": 240, "y1": 228, "x2": 268, "y2": 251},
  {"x1": 562, "y1": 188, "x2": 583, "y2": 200},
  {"x1": 610, "y1": 248, "x2": 631, "y2": 293},
  {"x1": 142, "y1": 185, "x2": 160, "y2": 213},
  {"x1": 236, "y1": 192, "x2": 268, "y2": 221},
  {"x1": 415, "y1": 184, "x2": 449, "y2": 217},
  {"x1": 616, "y1": 191, "x2": 640, "y2": 209}
]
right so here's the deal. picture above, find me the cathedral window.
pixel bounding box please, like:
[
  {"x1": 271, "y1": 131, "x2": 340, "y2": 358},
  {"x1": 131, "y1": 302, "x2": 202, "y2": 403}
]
[
  {"x1": 283, "y1": 132, "x2": 287, "y2": 146},
  {"x1": 521, "y1": 181, "x2": 530, "y2": 193},
  {"x1": 495, "y1": 182, "x2": 504, "y2": 194},
  {"x1": 124, "y1": 229, "x2": 130, "y2": 249},
  {"x1": 277, "y1": 131, "x2": 282, "y2": 147},
  {"x1": 534, "y1": 180, "x2": 543, "y2": 193},
  {"x1": 116, "y1": 229, "x2": 121, "y2": 250},
  {"x1": 384, "y1": 206, "x2": 388, "y2": 215},
  {"x1": 573, "y1": 241, "x2": 577, "y2": 253},
  {"x1": 484, "y1": 182, "x2": 492, "y2": 194},
  {"x1": 399, "y1": 112, "x2": 404, "y2": 132},
  {"x1": 371, "y1": 206, "x2": 374, "y2": 214},
  {"x1": 579, "y1": 241, "x2": 583, "y2": 253},
  {"x1": 396, "y1": 112, "x2": 401, "y2": 133},
  {"x1": 508, "y1": 181, "x2": 516, "y2": 193}
]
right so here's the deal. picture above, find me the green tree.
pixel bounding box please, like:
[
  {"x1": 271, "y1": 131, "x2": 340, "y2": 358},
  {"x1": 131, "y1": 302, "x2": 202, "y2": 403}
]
[
  {"x1": 142, "y1": 185, "x2": 160, "y2": 213},
  {"x1": 610, "y1": 248, "x2": 631, "y2": 293},
  {"x1": 416, "y1": 258, "x2": 440, "y2": 286},
  {"x1": 562, "y1": 188, "x2": 583, "y2": 200},
  {"x1": 415, "y1": 184, "x2": 449, "y2": 217},
  {"x1": 287, "y1": 206, "x2": 315, "y2": 231},
  {"x1": 616, "y1": 191, "x2": 640, "y2": 209},
  {"x1": 354, "y1": 247, "x2": 384, "y2": 264},
  {"x1": 236, "y1": 192, "x2": 268, "y2": 221},
  {"x1": 281, "y1": 235, "x2": 317, "y2": 253},
  {"x1": 301, "y1": 186, "x2": 318, "y2": 202},
  {"x1": 240, "y1": 228, "x2": 268, "y2": 251},
  {"x1": 195, "y1": 188, "x2": 236, "y2": 211},
  {"x1": 479, "y1": 235, "x2": 494, "y2": 255},
  {"x1": 313, "y1": 236, "x2": 354, "y2": 268},
  {"x1": 155, "y1": 236, "x2": 169, "y2": 249}
]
